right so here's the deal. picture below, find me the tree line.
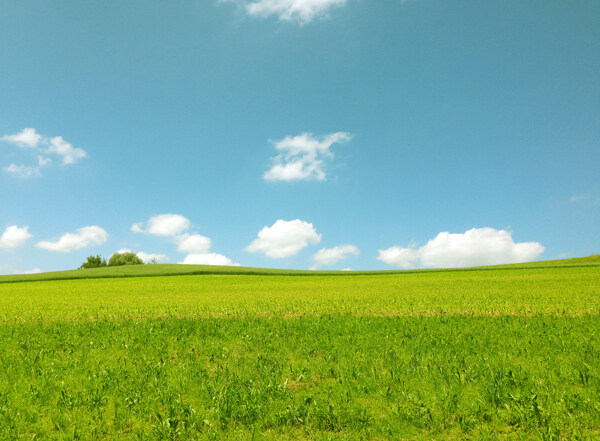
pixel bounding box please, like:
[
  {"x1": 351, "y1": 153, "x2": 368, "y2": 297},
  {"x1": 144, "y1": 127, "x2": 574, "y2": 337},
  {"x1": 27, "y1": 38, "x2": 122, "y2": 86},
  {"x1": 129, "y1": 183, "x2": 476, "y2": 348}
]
[{"x1": 79, "y1": 252, "x2": 154, "y2": 269}]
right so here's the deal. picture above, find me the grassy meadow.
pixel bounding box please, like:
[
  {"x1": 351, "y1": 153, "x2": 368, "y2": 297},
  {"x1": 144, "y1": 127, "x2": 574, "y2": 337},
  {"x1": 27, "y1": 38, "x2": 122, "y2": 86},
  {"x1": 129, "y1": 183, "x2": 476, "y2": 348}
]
[{"x1": 0, "y1": 257, "x2": 599, "y2": 439}]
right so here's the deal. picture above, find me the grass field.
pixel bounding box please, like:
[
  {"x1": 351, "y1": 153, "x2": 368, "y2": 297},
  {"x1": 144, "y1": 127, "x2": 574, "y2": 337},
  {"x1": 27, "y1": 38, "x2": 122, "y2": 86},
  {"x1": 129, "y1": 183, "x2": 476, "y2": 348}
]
[{"x1": 0, "y1": 257, "x2": 599, "y2": 439}]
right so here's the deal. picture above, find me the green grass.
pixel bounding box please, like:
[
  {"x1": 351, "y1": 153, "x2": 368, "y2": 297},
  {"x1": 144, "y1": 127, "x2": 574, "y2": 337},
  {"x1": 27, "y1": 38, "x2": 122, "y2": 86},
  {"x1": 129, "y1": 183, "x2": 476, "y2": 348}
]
[
  {"x1": 0, "y1": 256, "x2": 599, "y2": 439},
  {"x1": 1, "y1": 254, "x2": 598, "y2": 284}
]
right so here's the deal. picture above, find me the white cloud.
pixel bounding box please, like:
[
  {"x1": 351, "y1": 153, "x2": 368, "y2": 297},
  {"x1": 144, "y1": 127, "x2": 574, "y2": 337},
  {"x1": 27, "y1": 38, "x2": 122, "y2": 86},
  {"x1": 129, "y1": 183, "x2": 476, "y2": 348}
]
[
  {"x1": 131, "y1": 223, "x2": 144, "y2": 233},
  {"x1": 376, "y1": 246, "x2": 420, "y2": 269},
  {"x1": 176, "y1": 233, "x2": 212, "y2": 254},
  {"x1": 131, "y1": 214, "x2": 191, "y2": 237},
  {"x1": 264, "y1": 132, "x2": 352, "y2": 182},
  {"x1": 570, "y1": 193, "x2": 600, "y2": 204},
  {"x1": 137, "y1": 251, "x2": 168, "y2": 263},
  {"x1": 180, "y1": 253, "x2": 240, "y2": 266},
  {"x1": 0, "y1": 225, "x2": 33, "y2": 249},
  {"x1": 1, "y1": 128, "x2": 42, "y2": 148},
  {"x1": 132, "y1": 214, "x2": 234, "y2": 265},
  {"x1": 117, "y1": 248, "x2": 168, "y2": 263},
  {"x1": 241, "y1": 0, "x2": 346, "y2": 24},
  {"x1": 570, "y1": 194, "x2": 591, "y2": 202},
  {"x1": 36, "y1": 226, "x2": 108, "y2": 252},
  {"x1": 1, "y1": 128, "x2": 87, "y2": 176},
  {"x1": 4, "y1": 164, "x2": 40, "y2": 179},
  {"x1": 37, "y1": 156, "x2": 52, "y2": 167},
  {"x1": 17, "y1": 268, "x2": 42, "y2": 275},
  {"x1": 246, "y1": 219, "x2": 321, "y2": 258},
  {"x1": 377, "y1": 227, "x2": 545, "y2": 269},
  {"x1": 311, "y1": 244, "x2": 360, "y2": 268},
  {"x1": 47, "y1": 136, "x2": 87, "y2": 165}
]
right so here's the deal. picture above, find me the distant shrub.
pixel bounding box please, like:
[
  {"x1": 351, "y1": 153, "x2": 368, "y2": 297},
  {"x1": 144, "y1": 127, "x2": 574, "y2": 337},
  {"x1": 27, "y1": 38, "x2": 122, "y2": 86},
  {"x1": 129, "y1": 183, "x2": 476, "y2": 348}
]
[
  {"x1": 108, "y1": 252, "x2": 144, "y2": 266},
  {"x1": 79, "y1": 255, "x2": 107, "y2": 269}
]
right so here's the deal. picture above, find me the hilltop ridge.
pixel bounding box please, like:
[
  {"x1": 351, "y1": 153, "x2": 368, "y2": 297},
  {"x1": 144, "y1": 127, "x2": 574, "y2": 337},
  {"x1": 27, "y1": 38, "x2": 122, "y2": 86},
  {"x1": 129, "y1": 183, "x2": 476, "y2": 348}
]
[{"x1": 0, "y1": 254, "x2": 598, "y2": 284}]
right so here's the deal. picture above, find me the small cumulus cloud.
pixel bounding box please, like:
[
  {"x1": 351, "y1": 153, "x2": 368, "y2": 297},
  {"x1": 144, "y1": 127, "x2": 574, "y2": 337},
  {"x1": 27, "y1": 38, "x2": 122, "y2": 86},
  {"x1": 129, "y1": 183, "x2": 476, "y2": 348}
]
[
  {"x1": 131, "y1": 214, "x2": 191, "y2": 237},
  {"x1": 311, "y1": 244, "x2": 359, "y2": 269},
  {"x1": 264, "y1": 132, "x2": 352, "y2": 182},
  {"x1": 180, "y1": 253, "x2": 240, "y2": 266},
  {"x1": 223, "y1": 0, "x2": 346, "y2": 24},
  {"x1": 377, "y1": 227, "x2": 545, "y2": 269},
  {"x1": 246, "y1": 219, "x2": 321, "y2": 258},
  {"x1": 176, "y1": 233, "x2": 212, "y2": 254},
  {"x1": 0, "y1": 225, "x2": 33, "y2": 249},
  {"x1": 1, "y1": 128, "x2": 42, "y2": 148},
  {"x1": 47, "y1": 136, "x2": 87, "y2": 165},
  {"x1": 36, "y1": 226, "x2": 108, "y2": 252}
]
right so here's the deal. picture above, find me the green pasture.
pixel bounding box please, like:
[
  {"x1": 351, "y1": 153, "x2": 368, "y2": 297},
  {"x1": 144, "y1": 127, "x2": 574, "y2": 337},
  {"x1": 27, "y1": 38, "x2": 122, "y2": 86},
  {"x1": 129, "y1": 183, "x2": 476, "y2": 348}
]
[
  {"x1": 1, "y1": 254, "x2": 598, "y2": 284},
  {"x1": 0, "y1": 257, "x2": 599, "y2": 439}
]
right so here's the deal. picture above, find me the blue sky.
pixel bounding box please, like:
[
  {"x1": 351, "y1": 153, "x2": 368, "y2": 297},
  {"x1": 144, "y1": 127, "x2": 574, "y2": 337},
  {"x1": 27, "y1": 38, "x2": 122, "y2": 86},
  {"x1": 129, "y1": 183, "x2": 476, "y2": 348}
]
[{"x1": 1, "y1": 0, "x2": 599, "y2": 274}]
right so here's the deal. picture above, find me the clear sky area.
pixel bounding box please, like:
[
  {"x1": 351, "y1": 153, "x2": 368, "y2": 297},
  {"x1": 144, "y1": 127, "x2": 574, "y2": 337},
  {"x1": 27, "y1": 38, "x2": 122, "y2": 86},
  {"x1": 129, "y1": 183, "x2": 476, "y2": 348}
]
[{"x1": 1, "y1": 1, "x2": 599, "y2": 273}]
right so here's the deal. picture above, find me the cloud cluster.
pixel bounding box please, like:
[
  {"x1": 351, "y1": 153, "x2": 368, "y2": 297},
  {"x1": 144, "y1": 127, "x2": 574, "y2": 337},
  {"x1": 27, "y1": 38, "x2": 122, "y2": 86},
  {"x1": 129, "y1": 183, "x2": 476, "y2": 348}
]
[
  {"x1": 132, "y1": 214, "x2": 238, "y2": 266},
  {"x1": 378, "y1": 228, "x2": 545, "y2": 269},
  {"x1": 311, "y1": 244, "x2": 359, "y2": 269},
  {"x1": 246, "y1": 219, "x2": 321, "y2": 258},
  {"x1": 0, "y1": 225, "x2": 33, "y2": 249},
  {"x1": 36, "y1": 226, "x2": 108, "y2": 252},
  {"x1": 1, "y1": 128, "x2": 87, "y2": 178},
  {"x1": 264, "y1": 132, "x2": 352, "y2": 182}
]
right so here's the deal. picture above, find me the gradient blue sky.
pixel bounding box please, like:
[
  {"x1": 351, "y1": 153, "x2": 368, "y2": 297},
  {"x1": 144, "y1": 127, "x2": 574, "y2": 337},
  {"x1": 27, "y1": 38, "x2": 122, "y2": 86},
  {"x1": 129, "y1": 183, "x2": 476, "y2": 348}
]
[{"x1": 1, "y1": 0, "x2": 599, "y2": 274}]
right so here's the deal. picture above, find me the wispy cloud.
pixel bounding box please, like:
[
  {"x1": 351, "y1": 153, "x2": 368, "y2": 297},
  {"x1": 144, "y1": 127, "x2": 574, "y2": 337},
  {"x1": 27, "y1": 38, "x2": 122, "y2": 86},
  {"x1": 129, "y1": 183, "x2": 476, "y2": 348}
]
[
  {"x1": 17, "y1": 268, "x2": 42, "y2": 275},
  {"x1": 223, "y1": 0, "x2": 346, "y2": 24},
  {"x1": 36, "y1": 226, "x2": 108, "y2": 252},
  {"x1": 378, "y1": 227, "x2": 544, "y2": 269},
  {"x1": 246, "y1": 219, "x2": 321, "y2": 258},
  {"x1": 264, "y1": 132, "x2": 352, "y2": 182},
  {"x1": 570, "y1": 194, "x2": 592, "y2": 202},
  {"x1": 4, "y1": 164, "x2": 40, "y2": 179}
]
